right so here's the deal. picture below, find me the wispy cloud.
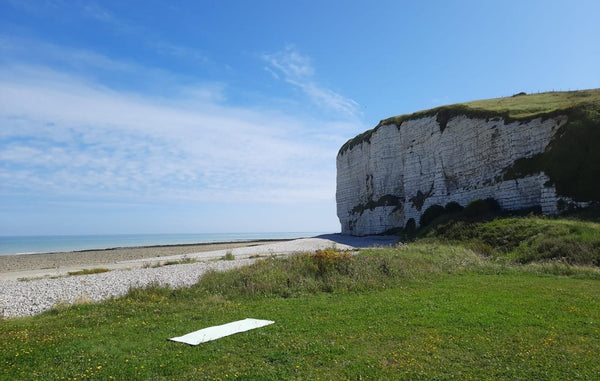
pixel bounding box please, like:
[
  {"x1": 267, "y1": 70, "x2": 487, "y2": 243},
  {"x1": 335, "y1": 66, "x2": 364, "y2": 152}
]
[
  {"x1": 0, "y1": 36, "x2": 222, "y2": 104},
  {"x1": 0, "y1": 34, "x2": 365, "y2": 235},
  {"x1": 263, "y1": 46, "x2": 361, "y2": 119},
  {"x1": 0, "y1": 62, "x2": 341, "y2": 206},
  {"x1": 264, "y1": 46, "x2": 315, "y2": 79}
]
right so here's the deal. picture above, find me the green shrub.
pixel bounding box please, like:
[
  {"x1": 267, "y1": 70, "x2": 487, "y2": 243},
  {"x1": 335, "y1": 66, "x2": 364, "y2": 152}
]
[
  {"x1": 444, "y1": 201, "x2": 464, "y2": 214},
  {"x1": 67, "y1": 268, "x2": 111, "y2": 276},
  {"x1": 162, "y1": 257, "x2": 196, "y2": 266},
  {"x1": 419, "y1": 215, "x2": 600, "y2": 267},
  {"x1": 311, "y1": 248, "x2": 354, "y2": 277},
  {"x1": 420, "y1": 204, "x2": 445, "y2": 227},
  {"x1": 514, "y1": 235, "x2": 600, "y2": 266},
  {"x1": 463, "y1": 198, "x2": 501, "y2": 218}
]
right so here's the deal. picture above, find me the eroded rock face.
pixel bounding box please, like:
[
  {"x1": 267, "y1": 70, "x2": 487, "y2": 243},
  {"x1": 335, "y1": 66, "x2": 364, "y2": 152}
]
[{"x1": 336, "y1": 114, "x2": 574, "y2": 236}]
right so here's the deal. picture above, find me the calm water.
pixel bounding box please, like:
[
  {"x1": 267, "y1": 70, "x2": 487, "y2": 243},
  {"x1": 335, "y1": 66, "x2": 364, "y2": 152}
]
[{"x1": 0, "y1": 232, "x2": 328, "y2": 256}]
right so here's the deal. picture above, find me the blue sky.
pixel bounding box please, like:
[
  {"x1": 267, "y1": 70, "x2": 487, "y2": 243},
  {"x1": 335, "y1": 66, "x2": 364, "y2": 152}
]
[{"x1": 1, "y1": 0, "x2": 599, "y2": 235}]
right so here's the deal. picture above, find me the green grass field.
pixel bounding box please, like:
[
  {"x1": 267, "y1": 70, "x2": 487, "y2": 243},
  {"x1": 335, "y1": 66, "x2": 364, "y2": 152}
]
[{"x1": 2, "y1": 218, "x2": 600, "y2": 380}]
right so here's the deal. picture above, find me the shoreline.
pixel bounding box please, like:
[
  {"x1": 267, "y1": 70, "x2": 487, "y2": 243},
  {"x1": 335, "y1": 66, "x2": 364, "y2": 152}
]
[
  {"x1": 2, "y1": 238, "x2": 292, "y2": 257},
  {"x1": 0, "y1": 232, "x2": 325, "y2": 256},
  {"x1": 0, "y1": 235, "x2": 400, "y2": 316},
  {"x1": 0, "y1": 239, "x2": 290, "y2": 273}
]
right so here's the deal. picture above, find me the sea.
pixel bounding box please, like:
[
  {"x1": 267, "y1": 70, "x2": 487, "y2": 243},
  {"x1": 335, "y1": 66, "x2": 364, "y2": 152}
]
[{"x1": 0, "y1": 232, "x2": 328, "y2": 256}]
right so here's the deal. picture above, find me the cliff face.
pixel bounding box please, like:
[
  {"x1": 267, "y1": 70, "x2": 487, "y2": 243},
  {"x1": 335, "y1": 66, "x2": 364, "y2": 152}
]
[{"x1": 336, "y1": 90, "x2": 600, "y2": 236}]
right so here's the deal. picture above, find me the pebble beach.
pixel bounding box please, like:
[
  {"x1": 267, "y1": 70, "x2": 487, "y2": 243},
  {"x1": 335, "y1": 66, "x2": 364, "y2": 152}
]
[{"x1": 0, "y1": 235, "x2": 398, "y2": 318}]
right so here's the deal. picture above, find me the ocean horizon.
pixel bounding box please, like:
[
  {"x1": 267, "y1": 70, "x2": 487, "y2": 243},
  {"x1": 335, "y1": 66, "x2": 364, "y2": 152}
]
[{"x1": 0, "y1": 232, "x2": 331, "y2": 256}]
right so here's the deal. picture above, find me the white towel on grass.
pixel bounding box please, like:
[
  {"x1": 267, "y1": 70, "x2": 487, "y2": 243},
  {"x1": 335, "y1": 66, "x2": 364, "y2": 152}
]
[{"x1": 169, "y1": 318, "x2": 274, "y2": 345}]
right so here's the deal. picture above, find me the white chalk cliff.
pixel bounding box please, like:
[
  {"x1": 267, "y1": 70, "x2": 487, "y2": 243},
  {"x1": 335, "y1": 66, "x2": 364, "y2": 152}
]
[{"x1": 336, "y1": 110, "x2": 587, "y2": 236}]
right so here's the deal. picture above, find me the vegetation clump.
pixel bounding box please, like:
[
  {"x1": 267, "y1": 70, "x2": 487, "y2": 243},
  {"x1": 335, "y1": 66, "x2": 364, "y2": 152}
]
[
  {"x1": 162, "y1": 257, "x2": 197, "y2": 266},
  {"x1": 67, "y1": 268, "x2": 111, "y2": 276},
  {"x1": 350, "y1": 194, "x2": 402, "y2": 215},
  {"x1": 443, "y1": 201, "x2": 464, "y2": 214},
  {"x1": 502, "y1": 105, "x2": 600, "y2": 202},
  {"x1": 222, "y1": 251, "x2": 235, "y2": 260},
  {"x1": 419, "y1": 198, "x2": 499, "y2": 228},
  {"x1": 197, "y1": 248, "x2": 399, "y2": 298},
  {"x1": 419, "y1": 204, "x2": 445, "y2": 227},
  {"x1": 462, "y1": 198, "x2": 501, "y2": 218},
  {"x1": 416, "y1": 212, "x2": 600, "y2": 266},
  {"x1": 408, "y1": 186, "x2": 433, "y2": 211}
]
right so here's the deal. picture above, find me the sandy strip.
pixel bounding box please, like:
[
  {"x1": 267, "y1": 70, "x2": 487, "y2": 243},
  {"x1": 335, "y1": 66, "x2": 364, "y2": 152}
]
[{"x1": 0, "y1": 240, "x2": 285, "y2": 273}]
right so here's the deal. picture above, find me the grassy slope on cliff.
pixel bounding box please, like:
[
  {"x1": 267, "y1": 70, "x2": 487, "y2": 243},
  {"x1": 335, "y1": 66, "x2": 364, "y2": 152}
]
[
  {"x1": 416, "y1": 212, "x2": 600, "y2": 266},
  {"x1": 340, "y1": 88, "x2": 600, "y2": 154}
]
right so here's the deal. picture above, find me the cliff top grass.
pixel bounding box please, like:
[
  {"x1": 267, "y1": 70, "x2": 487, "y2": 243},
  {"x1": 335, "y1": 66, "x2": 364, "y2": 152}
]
[
  {"x1": 339, "y1": 88, "x2": 600, "y2": 155},
  {"x1": 459, "y1": 88, "x2": 600, "y2": 119}
]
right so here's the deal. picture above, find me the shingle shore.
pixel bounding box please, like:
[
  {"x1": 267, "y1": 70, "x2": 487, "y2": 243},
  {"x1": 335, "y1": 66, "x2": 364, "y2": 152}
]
[
  {"x1": 0, "y1": 236, "x2": 398, "y2": 318},
  {"x1": 0, "y1": 258, "x2": 256, "y2": 318}
]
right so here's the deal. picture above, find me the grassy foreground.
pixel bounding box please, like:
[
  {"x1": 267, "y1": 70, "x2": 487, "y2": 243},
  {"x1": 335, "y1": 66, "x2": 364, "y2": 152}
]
[{"x1": 2, "y1": 229, "x2": 600, "y2": 379}]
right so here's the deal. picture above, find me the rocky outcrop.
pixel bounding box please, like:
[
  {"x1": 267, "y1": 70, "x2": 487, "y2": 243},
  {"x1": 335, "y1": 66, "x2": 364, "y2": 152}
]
[{"x1": 336, "y1": 92, "x2": 600, "y2": 236}]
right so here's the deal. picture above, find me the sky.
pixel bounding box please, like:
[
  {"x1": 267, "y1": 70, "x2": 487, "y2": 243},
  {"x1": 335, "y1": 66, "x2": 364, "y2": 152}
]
[{"x1": 1, "y1": 0, "x2": 599, "y2": 236}]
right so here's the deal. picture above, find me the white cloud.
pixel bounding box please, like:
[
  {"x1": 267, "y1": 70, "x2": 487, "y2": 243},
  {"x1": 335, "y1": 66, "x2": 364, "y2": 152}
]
[
  {"x1": 263, "y1": 46, "x2": 361, "y2": 119},
  {"x1": 264, "y1": 46, "x2": 315, "y2": 79},
  {"x1": 0, "y1": 37, "x2": 364, "y2": 236},
  {"x1": 0, "y1": 64, "x2": 344, "y2": 205}
]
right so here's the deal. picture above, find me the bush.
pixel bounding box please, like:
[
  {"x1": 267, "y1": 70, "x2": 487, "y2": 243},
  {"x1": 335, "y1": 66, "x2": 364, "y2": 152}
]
[
  {"x1": 513, "y1": 234, "x2": 600, "y2": 266},
  {"x1": 463, "y1": 199, "x2": 486, "y2": 216},
  {"x1": 420, "y1": 204, "x2": 445, "y2": 227},
  {"x1": 463, "y1": 198, "x2": 501, "y2": 218},
  {"x1": 485, "y1": 198, "x2": 502, "y2": 213},
  {"x1": 420, "y1": 214, "x2": 600, "y2": 266},
  {"x1": 444, "y1": 201, "x2": 464, "y2": 214},
  {"x1": 311, "y1": 248, "x2": 353, "y2": 277}
]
